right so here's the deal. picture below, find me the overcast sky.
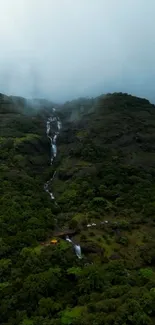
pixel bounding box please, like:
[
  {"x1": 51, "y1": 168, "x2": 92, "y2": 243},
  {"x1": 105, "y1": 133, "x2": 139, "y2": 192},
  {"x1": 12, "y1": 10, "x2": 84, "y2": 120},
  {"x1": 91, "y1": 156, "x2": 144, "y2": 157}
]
[{"x1": 0, "y1": 0, "x2": 155, "y2": 102}]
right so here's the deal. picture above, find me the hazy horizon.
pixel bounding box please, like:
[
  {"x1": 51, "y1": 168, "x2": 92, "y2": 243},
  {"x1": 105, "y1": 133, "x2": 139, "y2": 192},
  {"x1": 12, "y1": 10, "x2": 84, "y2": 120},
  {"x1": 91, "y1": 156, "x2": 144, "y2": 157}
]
[{"x1": 0, "y1": 0, "x2": 155, "y2": 103}]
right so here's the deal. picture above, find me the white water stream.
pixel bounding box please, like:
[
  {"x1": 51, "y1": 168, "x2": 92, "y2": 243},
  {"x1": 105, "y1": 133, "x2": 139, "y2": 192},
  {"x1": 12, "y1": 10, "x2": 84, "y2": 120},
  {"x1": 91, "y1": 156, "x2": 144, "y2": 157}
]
[{"x1": 44, "y1": 108, "x2": 82, "y2": 259}]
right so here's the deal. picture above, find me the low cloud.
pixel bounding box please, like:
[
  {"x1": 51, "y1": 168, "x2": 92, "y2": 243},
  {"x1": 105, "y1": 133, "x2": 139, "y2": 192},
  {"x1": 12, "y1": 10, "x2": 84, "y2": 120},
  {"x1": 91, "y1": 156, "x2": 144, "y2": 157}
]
[{"x1": 0, "y1": 0, "x2": 155, "y2": 102}]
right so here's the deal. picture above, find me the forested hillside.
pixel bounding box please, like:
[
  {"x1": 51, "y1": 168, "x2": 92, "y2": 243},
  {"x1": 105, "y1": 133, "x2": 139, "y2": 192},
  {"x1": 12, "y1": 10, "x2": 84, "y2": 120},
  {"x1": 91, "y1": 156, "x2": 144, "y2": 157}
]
[{"x1": 1, "y1": 92, "x2": 155, "y2": 325}]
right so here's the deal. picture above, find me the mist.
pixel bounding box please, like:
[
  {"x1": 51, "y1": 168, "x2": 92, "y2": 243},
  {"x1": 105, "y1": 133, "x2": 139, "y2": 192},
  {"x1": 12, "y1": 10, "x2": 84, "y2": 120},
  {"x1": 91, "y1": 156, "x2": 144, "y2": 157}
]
[{"x1": 0, "y1": 0, "x2": 155, "y2": 102}]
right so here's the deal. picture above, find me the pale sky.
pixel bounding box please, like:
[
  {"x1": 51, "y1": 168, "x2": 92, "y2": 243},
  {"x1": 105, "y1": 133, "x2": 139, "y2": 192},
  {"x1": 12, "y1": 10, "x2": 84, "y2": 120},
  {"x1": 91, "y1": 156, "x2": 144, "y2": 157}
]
[{"x1": 0, "y1": 0, "x2": 155, "y2": 102}]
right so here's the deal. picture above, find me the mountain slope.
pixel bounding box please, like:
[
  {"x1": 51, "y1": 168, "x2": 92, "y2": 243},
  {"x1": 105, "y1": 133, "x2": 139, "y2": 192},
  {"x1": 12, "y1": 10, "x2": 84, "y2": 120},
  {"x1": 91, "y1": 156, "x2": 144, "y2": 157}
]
[
  {"x1": 0, "y1": 94, "x2": 56, "y2": 253},
  {"x1": 1, "y1": 92, "x2": 155, "y2": 325},
  {"x1": 55, "y1": 93, "x2": 155, "y2": 221}
]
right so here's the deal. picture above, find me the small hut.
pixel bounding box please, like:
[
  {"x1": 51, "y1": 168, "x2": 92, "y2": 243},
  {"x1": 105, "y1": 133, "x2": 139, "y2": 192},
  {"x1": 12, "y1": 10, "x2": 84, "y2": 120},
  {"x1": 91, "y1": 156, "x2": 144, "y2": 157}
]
[{"x1": 50, "y1": 239, "x2": 58, "y2": 244}]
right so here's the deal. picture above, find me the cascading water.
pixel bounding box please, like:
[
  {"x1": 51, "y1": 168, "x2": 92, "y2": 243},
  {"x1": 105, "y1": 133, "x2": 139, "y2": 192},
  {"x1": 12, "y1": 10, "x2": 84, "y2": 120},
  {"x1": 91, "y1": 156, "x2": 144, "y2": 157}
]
[
  {"x1": 44, "y1": 109, "x2": 82, "y2": 259},
  {"x1": 66, "y1": 236, "x2": 82, "y2": 259},
  {"x1": 74, "y1": 244, "x2": 82, "y2": 259},
  {"x1": 44, "y1": 112, "x2": 59, "y2": 199}
]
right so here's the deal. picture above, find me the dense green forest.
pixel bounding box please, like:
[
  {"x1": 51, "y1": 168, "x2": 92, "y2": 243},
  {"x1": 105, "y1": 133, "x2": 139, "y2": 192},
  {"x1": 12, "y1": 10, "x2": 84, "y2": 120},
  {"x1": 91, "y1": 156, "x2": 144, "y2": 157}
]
[{"x1": 1, "y1": 91, "x2": 155, "y2": 324}]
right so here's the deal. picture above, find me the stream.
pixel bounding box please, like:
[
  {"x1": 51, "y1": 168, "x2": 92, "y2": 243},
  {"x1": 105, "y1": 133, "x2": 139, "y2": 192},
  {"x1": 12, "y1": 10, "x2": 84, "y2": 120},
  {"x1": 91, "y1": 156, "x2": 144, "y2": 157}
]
[{"x1": 44, "y1": 108, "x2": 82, "y2": 259}]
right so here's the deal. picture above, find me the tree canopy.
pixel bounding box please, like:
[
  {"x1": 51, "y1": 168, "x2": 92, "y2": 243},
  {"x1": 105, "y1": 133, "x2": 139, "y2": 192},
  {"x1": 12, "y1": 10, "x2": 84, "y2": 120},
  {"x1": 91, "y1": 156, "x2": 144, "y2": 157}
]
[{"x1": 1, "y1": 92, "x2": 155, "y2": 324}]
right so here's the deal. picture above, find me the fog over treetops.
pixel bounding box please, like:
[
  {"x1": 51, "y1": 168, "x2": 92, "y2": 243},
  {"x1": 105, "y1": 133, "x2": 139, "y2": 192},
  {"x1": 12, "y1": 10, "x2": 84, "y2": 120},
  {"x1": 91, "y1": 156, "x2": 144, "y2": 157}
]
[{"x1": 0, "y1": 0, "x2": 155, "y2": 102}]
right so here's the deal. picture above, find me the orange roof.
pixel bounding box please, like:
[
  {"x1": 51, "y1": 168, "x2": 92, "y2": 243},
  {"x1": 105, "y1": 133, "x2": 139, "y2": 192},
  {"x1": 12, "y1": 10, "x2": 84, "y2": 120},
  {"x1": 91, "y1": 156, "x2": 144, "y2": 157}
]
[{"x1": 51, "y1": 239, "x2": 58, "y2": 244}]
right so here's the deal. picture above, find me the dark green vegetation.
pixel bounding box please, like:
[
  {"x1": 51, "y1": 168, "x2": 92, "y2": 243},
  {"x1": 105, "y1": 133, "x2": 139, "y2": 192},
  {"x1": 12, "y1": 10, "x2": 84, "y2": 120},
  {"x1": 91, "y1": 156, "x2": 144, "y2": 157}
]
[{"x1": 1, "y1": 92, "x2": 155, "y2": 324}]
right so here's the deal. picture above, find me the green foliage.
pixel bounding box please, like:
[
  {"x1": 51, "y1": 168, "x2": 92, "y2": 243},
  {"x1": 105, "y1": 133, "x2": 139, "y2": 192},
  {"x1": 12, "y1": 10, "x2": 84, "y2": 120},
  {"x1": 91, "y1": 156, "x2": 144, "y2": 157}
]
[
  {"x1": 1, "y1": 92, "x2": 155, "y2": 324},
  {"x1": 61, "y1": 306, "x2": 86, "y2": 325},
  {"x1": 140, "y1": 268, "x2": 155, "y2": 279}
]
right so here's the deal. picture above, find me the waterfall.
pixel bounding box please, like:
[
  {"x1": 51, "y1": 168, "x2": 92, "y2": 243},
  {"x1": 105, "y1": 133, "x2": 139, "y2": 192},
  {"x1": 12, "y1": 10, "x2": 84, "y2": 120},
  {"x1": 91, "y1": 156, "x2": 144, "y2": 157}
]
[
  {"x1": 44, "y1": 108, "x2": 82, "y2": 259},
  {"x1": 44, "y1": 108, "x2": 60, "y2": 199},
  {"x1": 74, "y1": 245, "x2": 82, "y2": 259},
  {"x1": 66, "y1": 235, "x2": 72, "y2": 243},
  {"x1": 66, "y1": 236, "x2": 82, "y2": 259}
]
